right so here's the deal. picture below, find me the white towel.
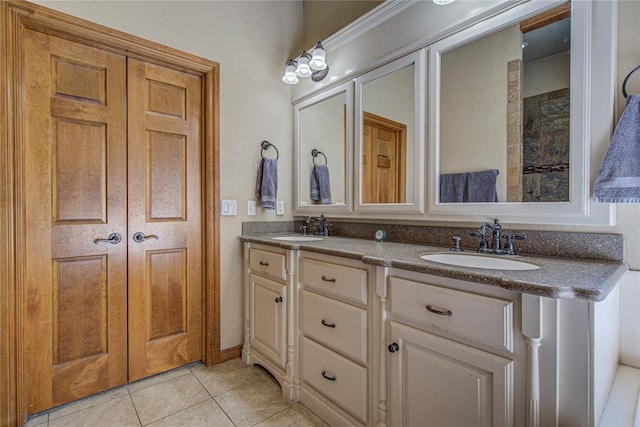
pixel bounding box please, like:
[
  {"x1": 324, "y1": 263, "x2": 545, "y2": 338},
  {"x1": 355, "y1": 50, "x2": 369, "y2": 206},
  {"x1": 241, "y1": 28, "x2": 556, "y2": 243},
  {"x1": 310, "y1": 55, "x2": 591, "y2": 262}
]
[
  {"x1": 255, "y1": 158, "x2": 278, "y2": 209},
  {"x1": 594, "y1": 94, "x2": 640, "y2": 203}
]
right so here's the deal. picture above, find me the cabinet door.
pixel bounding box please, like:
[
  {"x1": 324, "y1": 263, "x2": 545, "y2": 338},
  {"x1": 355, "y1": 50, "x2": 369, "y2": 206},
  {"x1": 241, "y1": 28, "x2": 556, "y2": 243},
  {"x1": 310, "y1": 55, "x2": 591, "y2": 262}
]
[
  {"x1": 388, "y1": 321, "x2": 513, "y2": 427},
  {"x1": 250, "y1": 274, "x2": 287, "y2": 369}
]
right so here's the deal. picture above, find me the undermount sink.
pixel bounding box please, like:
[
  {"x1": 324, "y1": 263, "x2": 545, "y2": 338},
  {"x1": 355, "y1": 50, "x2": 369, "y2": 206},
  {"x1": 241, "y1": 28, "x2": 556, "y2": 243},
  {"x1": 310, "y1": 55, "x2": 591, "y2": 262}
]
[
  {"x1": 420, "y1": 253, "x2": 539, "y2": 271},
  {"x1": 271, "y1": 236, "x2": 324, "y2": 242}
]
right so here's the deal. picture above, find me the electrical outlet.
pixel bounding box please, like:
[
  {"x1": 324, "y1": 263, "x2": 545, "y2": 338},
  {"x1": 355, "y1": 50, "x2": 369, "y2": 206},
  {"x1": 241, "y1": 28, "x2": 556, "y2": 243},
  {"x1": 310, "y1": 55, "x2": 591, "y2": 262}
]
[
  {"x1": 221, "y1": 200, "x2": 237, "y2": 216},
  {"x1": 247, "y1": 200, "x2": 256, "y2": 216},
  {"x1": 276, "y1": 200, "x2": 285, "y2": 216}
]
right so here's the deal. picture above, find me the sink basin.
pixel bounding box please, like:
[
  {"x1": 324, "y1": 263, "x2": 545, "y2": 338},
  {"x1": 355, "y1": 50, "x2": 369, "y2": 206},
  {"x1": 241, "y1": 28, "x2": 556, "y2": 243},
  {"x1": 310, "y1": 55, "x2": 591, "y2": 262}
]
[
  {"x1": 420, "y1": 253, "x2": 539, "y2": 271},
  {"x1": 271, "y1": 236, "x2": 324, "y2": 242}
]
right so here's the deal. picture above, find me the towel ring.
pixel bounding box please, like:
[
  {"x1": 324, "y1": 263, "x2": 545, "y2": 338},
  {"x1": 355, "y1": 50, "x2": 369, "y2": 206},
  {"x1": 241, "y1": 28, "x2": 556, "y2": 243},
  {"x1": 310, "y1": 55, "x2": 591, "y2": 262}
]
[
  {"x1": 261, "y1": 140, "x2": 279, "y2": 160},
  {"x1": 311, "y1": 149, "x2": 327, "y2": 166},
  {"x1": 622, "y1": 65, "x2": 640, "y2": 98}
]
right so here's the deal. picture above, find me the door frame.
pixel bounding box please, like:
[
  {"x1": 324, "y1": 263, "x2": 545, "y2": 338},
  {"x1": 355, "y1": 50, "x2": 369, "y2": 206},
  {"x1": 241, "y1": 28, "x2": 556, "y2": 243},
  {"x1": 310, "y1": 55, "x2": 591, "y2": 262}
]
[{"x1": 0, "y1": 1, "x2": 221, "y2": 424}]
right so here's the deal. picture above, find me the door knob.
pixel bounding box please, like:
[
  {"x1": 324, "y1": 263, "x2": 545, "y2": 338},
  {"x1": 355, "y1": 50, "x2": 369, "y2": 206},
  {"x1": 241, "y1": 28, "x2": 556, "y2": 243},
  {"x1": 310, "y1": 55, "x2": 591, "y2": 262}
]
[
  {"x1": 132, "y1": 232, "x2": 159, "y2": 243},
  {"x1": 93, "y1": 233, "x2": 122, "y2": 244}
]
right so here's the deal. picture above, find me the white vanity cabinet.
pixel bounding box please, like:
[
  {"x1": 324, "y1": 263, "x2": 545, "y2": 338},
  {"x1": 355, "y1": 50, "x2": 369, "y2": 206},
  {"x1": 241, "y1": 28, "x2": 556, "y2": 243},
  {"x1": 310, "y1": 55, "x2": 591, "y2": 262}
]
[
  {"x1": 385, "y1": 274, "x2": 520, "y2": 427},
  {"x1": 298, "y1": 252, "x2": 376, "y2": 427},
  {"x1": 242, "y1": 243, "x2": 295, "y2": 397}
]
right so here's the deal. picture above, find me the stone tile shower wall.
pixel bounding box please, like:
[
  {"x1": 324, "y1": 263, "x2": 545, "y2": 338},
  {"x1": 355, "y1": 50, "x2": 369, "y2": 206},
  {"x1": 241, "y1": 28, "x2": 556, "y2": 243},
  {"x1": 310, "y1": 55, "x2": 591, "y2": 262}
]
[
  {"x1": 522, "y1": 87, "x2": 570, "y2": 202},
  {"x1": 507, "y1": 59, "x2": 523, "y2": 202}
]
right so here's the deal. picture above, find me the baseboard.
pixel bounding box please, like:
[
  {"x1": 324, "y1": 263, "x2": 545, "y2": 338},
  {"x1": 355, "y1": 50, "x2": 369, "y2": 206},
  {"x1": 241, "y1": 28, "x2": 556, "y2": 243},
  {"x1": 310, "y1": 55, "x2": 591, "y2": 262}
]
[{"x1": 219, "y1": 345, "x2": 242, "y2": 362}]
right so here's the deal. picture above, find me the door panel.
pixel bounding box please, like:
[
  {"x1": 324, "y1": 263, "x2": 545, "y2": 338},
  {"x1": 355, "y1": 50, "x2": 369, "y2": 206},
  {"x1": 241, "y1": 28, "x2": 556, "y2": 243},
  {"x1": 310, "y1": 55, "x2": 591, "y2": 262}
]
[
  {"x1": 362, "y1": 112, "x2": 407, "y2": 203},
  {"x1": 127, "y1": 59, "x2": 203, "y2": 381},
  {"x1": 23, "y1": 29, "x2": 128, "y2": 413}
]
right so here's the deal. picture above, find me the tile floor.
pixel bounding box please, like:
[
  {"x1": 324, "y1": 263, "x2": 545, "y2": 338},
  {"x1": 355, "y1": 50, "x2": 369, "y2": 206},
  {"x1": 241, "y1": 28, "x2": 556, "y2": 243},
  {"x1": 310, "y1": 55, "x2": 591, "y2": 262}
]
[{"x1": 24, "y1": 359, "x2": 328, "y2": 427}]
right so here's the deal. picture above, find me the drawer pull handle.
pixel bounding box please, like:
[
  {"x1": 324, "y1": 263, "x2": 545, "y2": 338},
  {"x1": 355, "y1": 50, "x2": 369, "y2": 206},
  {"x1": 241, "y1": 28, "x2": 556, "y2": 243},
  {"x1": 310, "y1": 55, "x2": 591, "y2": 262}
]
[
  {"x1": 321, "y1": 276, "x2": 336, "y2": 283},
  {"x1": 426, "y1": 305, "x2": 453, "y2": 316},
  {"x1": 275, "y1": 296, "x2": 283, "y2": 303},
  {"x1": 259, "y1": 261, "x2": 269, "y2": 266},
  {"x1": 321, "y1": 319, "x2": 336, "y2": 328},
  {"x1": 321, "y1": 370, "x2": 336, "y2": 381},
  {"x1": 388, "y1": 342, "x2": 399, "y2": 353}
]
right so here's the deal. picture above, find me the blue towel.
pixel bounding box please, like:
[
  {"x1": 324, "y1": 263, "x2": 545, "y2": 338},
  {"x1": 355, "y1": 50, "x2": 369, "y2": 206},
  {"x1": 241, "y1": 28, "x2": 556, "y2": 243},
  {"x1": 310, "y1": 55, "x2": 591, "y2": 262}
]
[
  {"x1": 310, "y1": 165, "x2": 332, "y2": 204},
  {"x1": 594, "y1": 94, "x2": 640, "y2": 203},
  {"x1": 440, "y1": 169, "x2": 499, "y2": 203},
  {"x1": 255, "y1": 158, "x2": 278, "y2": 209}
]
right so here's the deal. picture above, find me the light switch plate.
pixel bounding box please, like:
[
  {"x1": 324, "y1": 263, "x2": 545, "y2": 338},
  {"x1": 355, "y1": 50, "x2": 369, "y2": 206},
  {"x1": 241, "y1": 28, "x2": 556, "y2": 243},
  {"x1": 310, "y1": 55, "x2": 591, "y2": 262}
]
[
  {"x1": 276, "y1": 200, "x2": 285, "y2": 216},
  {"x1": 221, "y1": 200, "x2": 237, "y2": 216},
  {"x1": 247, "y1": 200, "x2": 256, "y2": 216}
]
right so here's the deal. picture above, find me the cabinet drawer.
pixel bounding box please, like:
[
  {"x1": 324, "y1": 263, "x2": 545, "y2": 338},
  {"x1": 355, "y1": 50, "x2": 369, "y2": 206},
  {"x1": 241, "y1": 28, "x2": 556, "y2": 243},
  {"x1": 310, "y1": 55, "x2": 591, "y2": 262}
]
[
  {"x1": 249, "y1": 248, "x2": 286, "y2": 282},
  {"x1": 301, "y1": 291, "x2": 367, "y2": 364},
  {"x1": 301, "y1": 337, "x2": 368, "y2": 423},
  {"x1": 301, "y1": 258, "x2": 367, "y2": 305},
  {"x1": 388, "y1": 277, "x2": 513, "y2": 352}
]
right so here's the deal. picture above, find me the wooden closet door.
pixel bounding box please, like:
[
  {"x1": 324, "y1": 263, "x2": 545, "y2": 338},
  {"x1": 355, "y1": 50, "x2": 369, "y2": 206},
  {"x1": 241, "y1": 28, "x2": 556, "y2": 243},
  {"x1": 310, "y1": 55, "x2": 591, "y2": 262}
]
[
  {"x1": 127, "y1": 59, "x2": 203, "y2": 381},
  {"x1": 22, "y1": 29, "x2": 128, "y2": 413}
]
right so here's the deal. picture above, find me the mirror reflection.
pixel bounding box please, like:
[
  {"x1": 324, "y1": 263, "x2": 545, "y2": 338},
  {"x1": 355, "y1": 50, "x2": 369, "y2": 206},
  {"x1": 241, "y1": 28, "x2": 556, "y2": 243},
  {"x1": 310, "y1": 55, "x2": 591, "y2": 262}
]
[
  {"x1": 439, "y1": 4, "x2": 570, "y2": 203},
  {"x1": 360, "y1": 63, "x2": 415, "y2": 204},
  {"x1": 298, "y1": 89, "x2": 347, "y2": 207}
]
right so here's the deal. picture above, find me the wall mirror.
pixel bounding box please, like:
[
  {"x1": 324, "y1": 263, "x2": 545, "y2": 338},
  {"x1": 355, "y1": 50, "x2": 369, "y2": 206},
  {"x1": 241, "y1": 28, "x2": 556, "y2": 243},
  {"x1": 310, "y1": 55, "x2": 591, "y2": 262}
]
[
  {"x1": 355, "y1": 49, "x2": 425, "y2": 213},
  {"x1": 427, "y1": 0, "x2": 613, "y2": 224},
  {"x1": 294, "y1": 82, "x2": 353, "y2": 213}
]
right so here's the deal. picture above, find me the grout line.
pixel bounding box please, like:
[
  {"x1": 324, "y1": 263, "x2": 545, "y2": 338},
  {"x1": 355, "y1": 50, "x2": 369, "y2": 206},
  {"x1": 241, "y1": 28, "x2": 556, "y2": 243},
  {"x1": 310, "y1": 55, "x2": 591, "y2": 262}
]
[{"x1": 127, "y1": 388, "x2": 143, "y2": 427}]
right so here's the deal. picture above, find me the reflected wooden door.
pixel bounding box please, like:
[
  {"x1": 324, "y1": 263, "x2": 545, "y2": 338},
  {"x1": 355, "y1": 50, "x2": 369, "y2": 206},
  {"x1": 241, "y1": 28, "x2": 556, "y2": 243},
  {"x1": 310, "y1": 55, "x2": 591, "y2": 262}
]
[
  {"x1": 362, "y1": 112, "x2": 407, "y2": 203},
  {"x1": 127, "y1": 59, "x2": 203, "y2": 381},
  {"x1": 22, "y1": 30, "x2": 128, "y2": 413}
]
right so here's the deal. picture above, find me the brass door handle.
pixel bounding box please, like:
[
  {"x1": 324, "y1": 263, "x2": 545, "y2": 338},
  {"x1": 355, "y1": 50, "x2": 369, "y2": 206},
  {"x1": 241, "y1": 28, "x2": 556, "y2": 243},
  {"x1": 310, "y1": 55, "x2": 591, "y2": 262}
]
[
  {"x1": 132, "y1": 232, "x2": 158, "y2": 243},
  {"x1": 93, "y1": 233, "x2": 122, "y2": 244}
]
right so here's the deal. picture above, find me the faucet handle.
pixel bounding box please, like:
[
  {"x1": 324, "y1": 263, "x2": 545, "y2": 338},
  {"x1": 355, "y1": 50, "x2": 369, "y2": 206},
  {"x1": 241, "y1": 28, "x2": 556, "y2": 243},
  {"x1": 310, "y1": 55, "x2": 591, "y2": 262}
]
[
  {"x1": 300, "y1": 225, "x2": 308, "y2": 235},
  {"x1": 503, "y1": 234, "x2": 525, "y2": 255},
  {"x1": 450, "y1": 236, "x2": 463, "y2": 252}
]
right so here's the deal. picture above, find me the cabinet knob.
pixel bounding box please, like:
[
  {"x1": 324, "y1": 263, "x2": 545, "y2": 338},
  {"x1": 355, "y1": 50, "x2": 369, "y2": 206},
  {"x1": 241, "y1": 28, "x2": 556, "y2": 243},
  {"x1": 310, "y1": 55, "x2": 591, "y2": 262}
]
[
  {"x1": 274, "y1": 296, "x2": 283, "y2": 303},
  {"x1": 388, "y1": 342, "x2": 399, "y2": 353}
]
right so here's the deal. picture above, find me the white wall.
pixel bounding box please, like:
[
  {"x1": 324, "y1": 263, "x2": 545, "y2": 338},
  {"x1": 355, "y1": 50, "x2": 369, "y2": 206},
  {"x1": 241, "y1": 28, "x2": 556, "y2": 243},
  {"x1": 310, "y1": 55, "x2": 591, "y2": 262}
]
[
  {"x1": 523, "y1": 50, "x2": 570, "y2": 98},
  {"x1": 35, "y1": 0, "x2": 302, "y2": 350}
]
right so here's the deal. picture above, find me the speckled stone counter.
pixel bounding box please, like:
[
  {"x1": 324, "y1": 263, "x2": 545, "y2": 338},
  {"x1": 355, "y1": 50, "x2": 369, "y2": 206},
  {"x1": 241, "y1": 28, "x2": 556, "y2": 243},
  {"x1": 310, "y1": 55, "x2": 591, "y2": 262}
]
[{"x1": 239, "y1": 233, "x2": 628, "y2": 302}]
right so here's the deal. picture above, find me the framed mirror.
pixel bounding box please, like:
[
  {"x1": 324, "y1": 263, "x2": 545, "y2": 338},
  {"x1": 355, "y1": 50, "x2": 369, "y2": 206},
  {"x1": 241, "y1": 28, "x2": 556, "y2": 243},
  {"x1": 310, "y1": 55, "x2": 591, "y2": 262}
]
[
  {"x1": 294, "y1": 82, "x2": 353, "y2": 213},
  {"x1": 427, "y1": 0, "x2": 614, "y2": 224},
  {"x1": 354, "y1": 49, "x2": 425, "y2": 213}
]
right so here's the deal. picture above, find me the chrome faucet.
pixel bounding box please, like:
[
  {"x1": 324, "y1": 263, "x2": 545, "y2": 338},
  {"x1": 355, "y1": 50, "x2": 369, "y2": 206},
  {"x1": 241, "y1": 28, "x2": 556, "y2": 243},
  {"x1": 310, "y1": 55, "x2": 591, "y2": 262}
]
[
  {"x1": 486, "y1": 218, "x2": 503, "y2": 254},
  {"x1": 306, "y1": 215, "x2": 330, "y2": 236},
  {"x1": 469, "y1": 222, "x2": 491, "y2": 253}
]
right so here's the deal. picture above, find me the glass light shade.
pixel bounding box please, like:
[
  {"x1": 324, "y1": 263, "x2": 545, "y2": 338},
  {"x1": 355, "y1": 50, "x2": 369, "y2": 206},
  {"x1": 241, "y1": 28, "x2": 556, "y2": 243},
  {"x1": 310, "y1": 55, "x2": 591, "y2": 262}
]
[
  {"x1": 309, "y1": 41, "x2": 327, "y2": 71},
  {"x1": 433, "y1": 0, "x2": 455, "y2": 4},
  {"x1": 282, "y1": 59, "x2": 298, "y2": 84},
  {"x1": 295, "y1": 51, "x2": 313, "y2": 78}
]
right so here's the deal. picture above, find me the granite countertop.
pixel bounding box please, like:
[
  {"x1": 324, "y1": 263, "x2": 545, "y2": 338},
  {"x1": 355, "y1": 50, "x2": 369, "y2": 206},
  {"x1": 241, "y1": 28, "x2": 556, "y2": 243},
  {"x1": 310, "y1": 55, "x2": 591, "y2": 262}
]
[{"x1": 239, "y1": 233, "x2": 628, "y2": 302}]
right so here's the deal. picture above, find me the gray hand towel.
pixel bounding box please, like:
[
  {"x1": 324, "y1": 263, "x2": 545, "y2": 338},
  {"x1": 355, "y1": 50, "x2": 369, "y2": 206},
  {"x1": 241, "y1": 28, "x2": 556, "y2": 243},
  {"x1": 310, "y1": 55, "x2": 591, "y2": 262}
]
[
  {"x1": 440, "y1": 169, "x2": 498, "y2": 203},
  {"x1": 594, "y1": 94, "x2": 640, "y2": 203},
  {"x1": 310, "y1": 165, "x2": 332, "y2": 204},
  {"x1": 466, "y1": 169, "x2": 499, "y2": 202},
  {"x1": 255, "y1": 158, "x2": 278, "y2": 209}
]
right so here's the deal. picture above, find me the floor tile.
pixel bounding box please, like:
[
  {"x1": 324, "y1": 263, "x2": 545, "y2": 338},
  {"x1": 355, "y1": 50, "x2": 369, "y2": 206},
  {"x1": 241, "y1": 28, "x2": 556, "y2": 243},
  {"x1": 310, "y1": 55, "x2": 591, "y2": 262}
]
[
  {"x1": 214, "y1": 374, "x2": 290, "y2": 427},
  {"x1": 48, "y1": 386, "x2": 129, "y2": 421},
  {"x1": 24, "y1": 412, "x2": 47, "y2": 427},
  {"x1": 146, "y1": 400, "x2": 234, "y2": 427},
  {"x1": 190, "y1": 359, "x2": 268, "y2": 397},
  {"x1": 130, "y1": 373, "x2": 210, "y2": 425},
  {"x1": 253, "y1": 403, "x2": 329, "y2": 427},
  {"x1": 48, "y1": 395, "x2": 140, "y2": 427},
  {"x1": 127, "y1": 365, "x2": 192, "y2": 394}
]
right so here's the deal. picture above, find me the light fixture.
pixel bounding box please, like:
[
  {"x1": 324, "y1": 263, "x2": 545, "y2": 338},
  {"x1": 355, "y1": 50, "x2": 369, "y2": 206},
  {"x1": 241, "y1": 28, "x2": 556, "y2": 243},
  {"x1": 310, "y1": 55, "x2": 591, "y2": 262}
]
[
  {"x1": 282, "y1": 59, "x2": 298, "y2": 85},
  {"x1": 295, "y1": 51, "x2": 313, "y2": 78},
  {"x1": 282, "y1": 41, "x2": 329, "y2": 84},
  {"x1": 433, "y1": 0, "x2": 455, "y2": 4},
  {"x1": 309, "y1": 41, "x2": 327, "y2": 71}
]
